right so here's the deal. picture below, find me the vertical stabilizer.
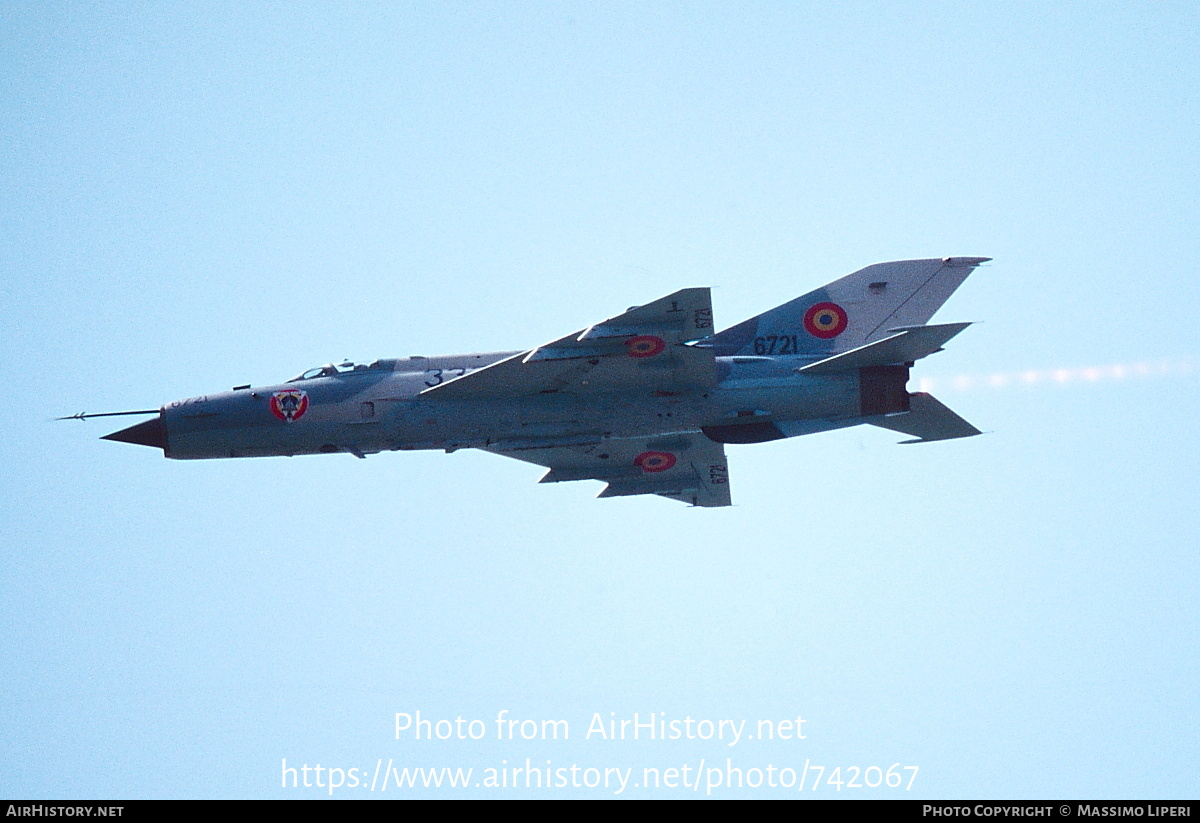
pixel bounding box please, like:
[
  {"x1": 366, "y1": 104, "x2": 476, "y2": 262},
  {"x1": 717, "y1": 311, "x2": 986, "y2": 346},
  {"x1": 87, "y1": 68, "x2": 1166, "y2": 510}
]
[{"x1": 710, "y1": 257, "x2": 989, "y2": 357}]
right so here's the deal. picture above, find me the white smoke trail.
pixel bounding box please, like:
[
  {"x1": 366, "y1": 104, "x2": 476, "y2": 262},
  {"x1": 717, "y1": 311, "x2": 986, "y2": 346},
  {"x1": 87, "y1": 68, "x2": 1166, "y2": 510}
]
[{"x1": 917, "y1": 359, "x2": 1196, "y2": 393}]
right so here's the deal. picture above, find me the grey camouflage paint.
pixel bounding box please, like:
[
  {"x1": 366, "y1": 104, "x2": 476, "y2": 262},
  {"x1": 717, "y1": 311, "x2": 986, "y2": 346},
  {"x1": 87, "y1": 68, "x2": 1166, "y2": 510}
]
[{"x1": 97, "y1": 258, "x2": 988, "y2": 507}]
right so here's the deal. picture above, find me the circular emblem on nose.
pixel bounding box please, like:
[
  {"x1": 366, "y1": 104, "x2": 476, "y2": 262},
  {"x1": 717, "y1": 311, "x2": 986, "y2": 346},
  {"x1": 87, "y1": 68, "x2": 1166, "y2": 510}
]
[
  {"x1": 626, "y1": 335, "x2": 666, "y2": 358},
  {"x1": 634, "y1": 450, "x2": 677, "y2": 473},
  {"x1": 803, "y1": 301, "x2": 848, "y2": 339},
  {"x1": 270, "y1": 390, "x2": 309, "y2": 422}
]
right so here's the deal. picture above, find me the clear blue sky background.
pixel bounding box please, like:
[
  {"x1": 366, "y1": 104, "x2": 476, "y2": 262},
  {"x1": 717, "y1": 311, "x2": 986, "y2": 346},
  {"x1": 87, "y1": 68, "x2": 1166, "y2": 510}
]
[{"x1": 2, "y1": 2, "x2": 1197, "y2": 799}]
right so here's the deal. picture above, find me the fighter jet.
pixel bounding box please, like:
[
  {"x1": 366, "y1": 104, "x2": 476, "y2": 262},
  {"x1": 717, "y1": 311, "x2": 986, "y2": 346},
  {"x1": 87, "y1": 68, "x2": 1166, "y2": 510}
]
[{"x1": 73, "y1": 257, "x2": 987, "y2": 507}]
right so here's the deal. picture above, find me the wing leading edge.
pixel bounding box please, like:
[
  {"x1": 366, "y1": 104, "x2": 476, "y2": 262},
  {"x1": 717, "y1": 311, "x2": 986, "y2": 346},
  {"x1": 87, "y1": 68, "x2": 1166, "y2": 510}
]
[
  {"x1": 486, "y1": 432, "x2": 732, "y2": 507},
  {"x1": 419, "y1": 288, "x2": 718, "y2": 399}
]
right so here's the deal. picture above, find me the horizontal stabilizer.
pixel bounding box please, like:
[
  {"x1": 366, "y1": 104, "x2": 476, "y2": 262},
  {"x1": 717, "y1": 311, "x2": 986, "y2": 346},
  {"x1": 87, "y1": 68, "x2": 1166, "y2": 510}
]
[
  {"x1": 797, "y1": 322, "x2": 971, "y2": 374},
  {"x1": 870, "y1": 392, "x2": 981, "y2": 443}
]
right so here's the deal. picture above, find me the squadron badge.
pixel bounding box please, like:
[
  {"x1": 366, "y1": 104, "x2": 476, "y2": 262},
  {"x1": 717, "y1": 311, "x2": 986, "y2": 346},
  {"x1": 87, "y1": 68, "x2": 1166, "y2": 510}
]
[{"x1": 269, "y1": 390, "x2": 309, "y2": 422}]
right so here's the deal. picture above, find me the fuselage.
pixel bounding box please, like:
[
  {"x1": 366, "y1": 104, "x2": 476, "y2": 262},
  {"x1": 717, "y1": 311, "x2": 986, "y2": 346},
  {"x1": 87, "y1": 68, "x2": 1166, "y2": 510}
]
[
  {"x1": 140, "y1": 351, "x2": 900, "y2": 460},
  {"x1": 92, "y1": 258, "x2": 984, "y2": 508}
]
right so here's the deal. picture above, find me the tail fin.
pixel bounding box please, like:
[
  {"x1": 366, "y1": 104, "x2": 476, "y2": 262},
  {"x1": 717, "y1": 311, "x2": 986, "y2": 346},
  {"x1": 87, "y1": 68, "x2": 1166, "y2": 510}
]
[{"x1": 709, "y1": 257, "x2": 989, "y2": 357}]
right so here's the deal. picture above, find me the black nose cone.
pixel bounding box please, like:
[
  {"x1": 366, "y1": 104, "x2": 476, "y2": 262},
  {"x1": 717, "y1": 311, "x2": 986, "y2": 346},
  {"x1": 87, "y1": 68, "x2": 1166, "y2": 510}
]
[{"x1": 103, "y1": 416, "x2": 166, "y2": 450}]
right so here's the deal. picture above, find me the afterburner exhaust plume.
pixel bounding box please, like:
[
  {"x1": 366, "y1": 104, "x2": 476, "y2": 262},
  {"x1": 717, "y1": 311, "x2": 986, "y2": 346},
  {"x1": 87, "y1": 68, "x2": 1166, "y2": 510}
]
[{"x1": 917, "y1": 359, "x2": 1195, "y2": 393}]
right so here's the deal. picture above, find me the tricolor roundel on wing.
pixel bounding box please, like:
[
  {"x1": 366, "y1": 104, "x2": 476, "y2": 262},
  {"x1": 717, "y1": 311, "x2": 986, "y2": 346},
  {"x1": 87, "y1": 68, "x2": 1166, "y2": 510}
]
[
  {"x1": 634, "y1": 450, "x2": 676, "y2": 473},
  {"x1": 270, "y1": 390, "x2": 309, "y2": 422},
  {"x1": 625, "y1": 335, "x2": 666, "y2": 358},
  {"x1": 803, "y1": 301, "x2": 848, "y2": 339}
]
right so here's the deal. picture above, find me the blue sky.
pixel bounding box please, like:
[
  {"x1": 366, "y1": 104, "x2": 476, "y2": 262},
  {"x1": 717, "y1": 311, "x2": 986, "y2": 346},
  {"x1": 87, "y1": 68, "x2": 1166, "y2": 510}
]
[{"x1": 2, "y1": 2, "x2": 1197, "y2": 798}]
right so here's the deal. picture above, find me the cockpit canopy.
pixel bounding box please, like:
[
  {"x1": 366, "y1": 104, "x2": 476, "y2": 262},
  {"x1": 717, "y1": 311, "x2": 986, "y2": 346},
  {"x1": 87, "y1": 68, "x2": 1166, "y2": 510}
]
[{"x1": 286, "y1": 360, "x2": 397, "y2": 382}]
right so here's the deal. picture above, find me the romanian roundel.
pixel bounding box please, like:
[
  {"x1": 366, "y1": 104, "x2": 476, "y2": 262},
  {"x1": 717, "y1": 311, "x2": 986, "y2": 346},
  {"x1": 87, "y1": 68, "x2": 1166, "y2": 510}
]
[
  {"x1": 625, "y1": 335, "x2": 666, "y2": 358},
  {"x1": 270, "y1": 390, "x2": 309, "y2": 422},
  {"x1": 634, "y1": 450, "x2": 677, "y2": 473},
  {"x1": 803, "y1": 301, "x2": 848, "y2": 339}
]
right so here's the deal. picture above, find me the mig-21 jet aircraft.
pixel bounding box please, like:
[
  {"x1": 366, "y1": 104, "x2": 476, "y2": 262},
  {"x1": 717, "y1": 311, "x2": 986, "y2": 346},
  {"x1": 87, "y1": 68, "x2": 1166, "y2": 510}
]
[{"x1": 71, "y1": 257, "x2": 987, "y2": 507}]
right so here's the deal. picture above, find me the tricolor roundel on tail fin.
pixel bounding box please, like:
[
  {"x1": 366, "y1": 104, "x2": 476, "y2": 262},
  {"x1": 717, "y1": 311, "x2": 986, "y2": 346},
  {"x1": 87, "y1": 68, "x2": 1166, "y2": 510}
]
[{"x1": 803, "y1": 302, "x2": 848, "y2": 339}]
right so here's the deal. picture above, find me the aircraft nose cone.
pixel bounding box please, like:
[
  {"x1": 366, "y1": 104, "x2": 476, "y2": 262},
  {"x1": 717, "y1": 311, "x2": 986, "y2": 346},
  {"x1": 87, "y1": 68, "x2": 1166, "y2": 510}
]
[{"x1": 102, "y1": 415, "x2": 166, "y2": 450}]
